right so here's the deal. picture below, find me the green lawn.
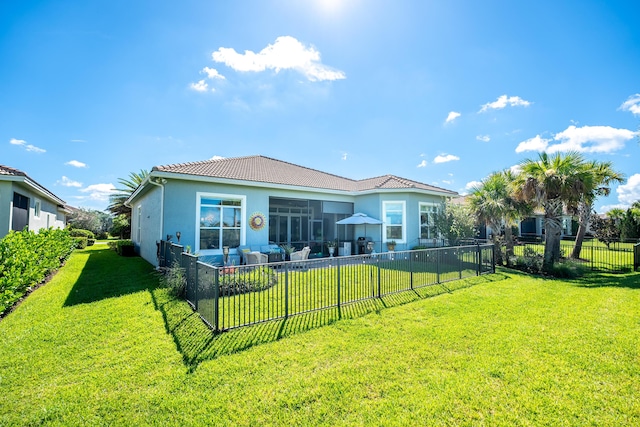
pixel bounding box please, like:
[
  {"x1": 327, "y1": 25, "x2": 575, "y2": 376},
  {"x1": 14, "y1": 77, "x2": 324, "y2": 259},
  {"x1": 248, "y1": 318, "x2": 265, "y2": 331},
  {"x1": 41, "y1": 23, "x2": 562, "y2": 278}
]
[{"x1": 1, "y1": 245, "x2": 638, "y2": 426}]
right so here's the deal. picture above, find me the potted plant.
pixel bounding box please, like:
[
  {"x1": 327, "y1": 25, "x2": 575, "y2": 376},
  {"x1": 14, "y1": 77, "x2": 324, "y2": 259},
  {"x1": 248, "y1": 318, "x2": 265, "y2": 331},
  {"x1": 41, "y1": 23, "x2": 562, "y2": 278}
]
[
  {"x1": 386, "y1": 240, "x2": 396, "y2": 252},
  {"x1": 326, "y1": 240, "x2": 337, "y2": 257},
  {"x1": 280, "y1": 244, "x2": 295, "y2": 261}
]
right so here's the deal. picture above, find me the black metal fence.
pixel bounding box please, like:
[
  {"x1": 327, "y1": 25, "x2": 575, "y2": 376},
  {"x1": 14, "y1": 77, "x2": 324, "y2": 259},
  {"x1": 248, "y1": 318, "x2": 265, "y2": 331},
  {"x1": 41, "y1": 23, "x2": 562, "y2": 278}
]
[
  {"x1": 511, "y1": 242, "x2": 636, "y2": 272},
  {"x1": 158, "y1": 241, "x2": 495, "y2": 333}
]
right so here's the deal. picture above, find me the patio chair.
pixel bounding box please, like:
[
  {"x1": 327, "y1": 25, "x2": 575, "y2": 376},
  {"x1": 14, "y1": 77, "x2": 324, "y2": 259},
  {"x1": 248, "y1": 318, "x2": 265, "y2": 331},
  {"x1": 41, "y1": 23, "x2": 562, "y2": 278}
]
[
  {"x1": 290, "y1": 246, "x2": 310, "y2": 262},
  {"x1": 245, "y1": 251, "x2": 268, "y2": 265}
]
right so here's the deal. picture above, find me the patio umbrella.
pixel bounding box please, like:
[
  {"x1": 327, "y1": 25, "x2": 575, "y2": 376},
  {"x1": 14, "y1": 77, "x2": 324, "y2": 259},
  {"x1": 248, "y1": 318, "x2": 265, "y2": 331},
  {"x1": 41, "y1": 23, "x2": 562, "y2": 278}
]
[{"x1": 336, "y1": 213, "x2": 383, "y2": 253}]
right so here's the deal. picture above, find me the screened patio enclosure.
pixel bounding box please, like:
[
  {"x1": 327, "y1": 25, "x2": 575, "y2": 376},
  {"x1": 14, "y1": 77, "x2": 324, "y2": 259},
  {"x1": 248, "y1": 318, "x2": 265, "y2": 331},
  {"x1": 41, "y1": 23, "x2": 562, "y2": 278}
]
[{"x1": 268, "y1": 197, "x2": 354, "y2": 254}]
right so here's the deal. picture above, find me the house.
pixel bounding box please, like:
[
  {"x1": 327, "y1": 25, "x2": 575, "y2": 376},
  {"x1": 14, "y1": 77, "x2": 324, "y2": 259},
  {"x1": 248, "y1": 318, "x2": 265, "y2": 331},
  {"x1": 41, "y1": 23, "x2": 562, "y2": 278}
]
[
  {"x1": 125, "y1": 155, "x2": 458, "y2": 266},
  {"x1": 0, "y1": 165, "x2": 68, "y2": 239}
]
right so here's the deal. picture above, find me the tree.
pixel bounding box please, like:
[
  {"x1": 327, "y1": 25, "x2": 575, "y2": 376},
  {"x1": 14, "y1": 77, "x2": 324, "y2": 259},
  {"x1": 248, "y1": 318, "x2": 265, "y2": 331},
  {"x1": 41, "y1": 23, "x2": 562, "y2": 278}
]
[
  {"x1": 432, "y1": 202, "x2": 476, "y2": 246},
  {"x1": 590, "y1": 214, "x2": 620, "y2": 248},
  {"x1": 107, "y1": 169, "x2": 149, "y2": 238},
  {"x1": 107, "y1": 170, "x2": 149, "y2": 218},
  {"x1": 619, "y1": 204, "x2": 640, "y2": 240},
  {"x1": 67, "y1": 208, "x2": 113, "y2": 237},
  {"x1": 468, "y1": 170, "x2": 532, "y2": 266},
  {"x1": 571, "y1": 160, "x2": 625, "y2": 259},
  {"x1": 512, "y1": 152, "x2": 590, "y2": 271}
]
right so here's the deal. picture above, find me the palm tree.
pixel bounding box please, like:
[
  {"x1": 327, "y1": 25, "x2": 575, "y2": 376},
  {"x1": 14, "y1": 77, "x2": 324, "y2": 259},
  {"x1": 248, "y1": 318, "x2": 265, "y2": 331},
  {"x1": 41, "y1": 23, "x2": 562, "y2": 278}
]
[
  {"x1": 107, "y1": 170, "x2": 149, "y2": 217},
  {"x1": 571, "y1": 160, "x2": 625, "y2": 259},
  {"x1": 468, "y1": 170, "x2": 531, "y2": 266},
  {"x1": 512, "y1": 152, "x2": 589, "y2": 271}
]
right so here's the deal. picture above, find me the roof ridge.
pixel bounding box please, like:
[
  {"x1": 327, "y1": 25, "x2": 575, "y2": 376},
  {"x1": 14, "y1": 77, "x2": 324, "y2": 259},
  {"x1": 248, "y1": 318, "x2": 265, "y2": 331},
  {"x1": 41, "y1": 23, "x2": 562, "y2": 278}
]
[
  {"x1": 153, "y1": 155, "x2": 261, "y2": 171},
  {"x1": 0, "y1": 165, "x2": 27, "y2": 176}
]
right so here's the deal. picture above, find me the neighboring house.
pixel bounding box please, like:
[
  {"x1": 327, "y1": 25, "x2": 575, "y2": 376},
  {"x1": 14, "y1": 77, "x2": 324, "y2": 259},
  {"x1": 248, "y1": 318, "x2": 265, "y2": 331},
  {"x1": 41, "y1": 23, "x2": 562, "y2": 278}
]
[
  {"x1": 126, "y1": 155, "x2": 458, "y2": 267},
  {"x1": 519, "y1": 212, "x2": 574, "y2": 240},
  {"x1": 0, "y1": 165, "x2": 68, "y2": 239}
]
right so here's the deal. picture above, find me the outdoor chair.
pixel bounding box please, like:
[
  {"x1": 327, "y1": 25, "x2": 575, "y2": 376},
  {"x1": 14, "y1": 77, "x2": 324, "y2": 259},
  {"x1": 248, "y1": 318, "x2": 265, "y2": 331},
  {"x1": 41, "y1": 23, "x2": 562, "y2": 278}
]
[
  {"x1": 245, "y1": 252, "x2": 268, "y2": 265},
  {"x1": 290, "y1": 246, "x2": 310, "y2": 262}
]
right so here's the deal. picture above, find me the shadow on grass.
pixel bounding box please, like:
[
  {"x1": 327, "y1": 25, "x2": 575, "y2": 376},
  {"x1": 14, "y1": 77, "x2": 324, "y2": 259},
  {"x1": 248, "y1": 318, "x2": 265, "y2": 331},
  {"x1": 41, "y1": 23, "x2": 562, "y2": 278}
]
[
  {"x1": 151, "y1": 271, "x2": 510, "y2": 372},
  {"x1": 570, "y1": 272, "x2": 640, "y2": 289},
  {"x1": 64, "y1": 246, "x2": 160, "y2": 306}
]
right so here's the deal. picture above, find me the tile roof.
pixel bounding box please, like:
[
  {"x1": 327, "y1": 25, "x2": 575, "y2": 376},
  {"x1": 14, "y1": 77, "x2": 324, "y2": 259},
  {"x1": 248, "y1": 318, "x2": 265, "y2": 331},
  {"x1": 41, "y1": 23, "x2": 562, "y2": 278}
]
[
  {"x1": 153, "y1": 155, "x2": 457, "y2": 195},
  {"x1": 0, "y1": 165, "x2": 27, "y2": 177}
]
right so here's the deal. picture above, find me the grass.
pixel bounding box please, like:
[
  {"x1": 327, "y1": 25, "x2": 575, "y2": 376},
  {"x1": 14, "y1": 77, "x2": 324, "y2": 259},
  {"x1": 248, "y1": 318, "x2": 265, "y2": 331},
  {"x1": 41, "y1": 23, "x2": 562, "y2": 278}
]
[{"x1": 1, "y1": 245, "x2": 639, "y2": 426}]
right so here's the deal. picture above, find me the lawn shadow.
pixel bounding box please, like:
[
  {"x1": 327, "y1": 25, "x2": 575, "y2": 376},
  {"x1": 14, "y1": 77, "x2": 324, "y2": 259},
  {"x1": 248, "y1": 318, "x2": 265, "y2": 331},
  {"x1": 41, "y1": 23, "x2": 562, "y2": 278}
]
[
  {"x1": 571, "y1": 272, "x2": 640, "y2": 289},
  {"x1": 64, "y1": 246, "x2": 160, "y2": 306},
  {"x1": 151, "y1": 272, "x2": 508, "y2": 371}
]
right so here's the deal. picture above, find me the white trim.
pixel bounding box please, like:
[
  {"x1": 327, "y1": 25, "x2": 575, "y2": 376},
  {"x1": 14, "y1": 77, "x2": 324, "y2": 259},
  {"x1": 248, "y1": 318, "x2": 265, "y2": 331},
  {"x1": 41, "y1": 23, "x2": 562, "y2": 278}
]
[
  {"x1": 418, "y1": 202, "x2": 439, "y2": 239},
  {"x1": 382, "y1": 200, "x2": 406, "y2": 244},
  {"x1": 195, "y1": 192, "x2": 247, "y2": 254},
  {"x1": 34, "y1": 198, "x2": 41, "y2": 218}
]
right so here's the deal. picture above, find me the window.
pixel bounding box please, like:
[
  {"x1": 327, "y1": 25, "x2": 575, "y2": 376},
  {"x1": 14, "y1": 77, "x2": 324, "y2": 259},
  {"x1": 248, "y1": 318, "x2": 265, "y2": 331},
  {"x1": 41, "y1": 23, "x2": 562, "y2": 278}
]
[
  {"x1": 382, "y1": 201, "x2": 405, "y2": 243},
  {"x1": 419, "y1": 203, "x2": 439, "y2": 239},
  {"x1": 34, "y1": 199, "x2": 41, "y2": 218},
  {"x1": 197, "y1": 193, "x2": 245, "y2": 252}
]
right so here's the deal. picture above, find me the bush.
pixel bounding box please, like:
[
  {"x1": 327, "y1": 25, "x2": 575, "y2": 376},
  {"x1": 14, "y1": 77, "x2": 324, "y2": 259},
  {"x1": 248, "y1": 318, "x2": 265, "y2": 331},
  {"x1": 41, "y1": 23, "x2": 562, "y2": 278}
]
[
  {"x1": 0, "y1": 228, "x2": 75, "y2": 315},
  {"x1": 68, "y1": 228, "x2": 95, "y2": 239},
  {"x1": 87, "y1": 239, "x2": 96, "y2": 246},
  {"x1": 513, "y1": 247, "x2": 543, "y2": 274},
  {"x1": 217, "y1": 266, "x2": 277, "y2": 296},
  {"x1": 161, "y1": 261, "x2": 186, "y2": 298},
  {"x1": 74, "y1": 237, "x2": 88, "y2": 249},
  {"x1": 115, "y1": 240, "x2": 135, "y2": 256},
  {"x1": 549, "y1": 260, "x2": 586, "y2": 279}
]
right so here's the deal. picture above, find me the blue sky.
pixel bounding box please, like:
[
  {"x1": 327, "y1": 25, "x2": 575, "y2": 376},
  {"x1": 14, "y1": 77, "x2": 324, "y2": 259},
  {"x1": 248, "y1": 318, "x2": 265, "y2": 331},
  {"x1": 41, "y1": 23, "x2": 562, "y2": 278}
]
[{"x1": 2, "y1": 0, "x2": 639, "y2": 213}]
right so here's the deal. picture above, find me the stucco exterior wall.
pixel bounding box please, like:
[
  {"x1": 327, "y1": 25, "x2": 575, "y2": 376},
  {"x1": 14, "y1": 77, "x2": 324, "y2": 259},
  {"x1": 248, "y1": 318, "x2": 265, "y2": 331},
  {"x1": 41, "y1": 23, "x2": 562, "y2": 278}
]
[
  {"x1": 0, "y1": 181, "x2": 65, "y2": 239},
  {"x1": 130, "y1": 184, "x2": 162, "y2": 266}
]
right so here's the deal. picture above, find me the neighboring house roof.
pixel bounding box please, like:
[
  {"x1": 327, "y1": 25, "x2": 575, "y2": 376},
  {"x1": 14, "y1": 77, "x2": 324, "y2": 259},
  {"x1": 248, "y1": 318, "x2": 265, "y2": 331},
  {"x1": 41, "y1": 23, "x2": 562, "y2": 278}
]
[
  {"x1": 0, "y1": 165, "x2": 66, "y2": 206},
  {"x1": 150, "y1": 155, "x2": 458, "y2": 196}
]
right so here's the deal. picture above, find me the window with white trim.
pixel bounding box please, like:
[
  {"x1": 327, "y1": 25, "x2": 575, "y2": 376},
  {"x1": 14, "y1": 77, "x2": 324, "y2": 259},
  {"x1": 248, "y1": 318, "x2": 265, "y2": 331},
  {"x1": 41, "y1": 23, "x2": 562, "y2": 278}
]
[
  {"x1": 197, "y1": 193, "x2": 245, "y2": 251},
  {"x1": 419, "y1": 202, "x2": 439, "y2": 239},
  {"x1": 382, "y1": 201, "x2": 405, "y2": 243},
  {"x1": 34, "y1": 199, "x2": 41, "y2": 218}
]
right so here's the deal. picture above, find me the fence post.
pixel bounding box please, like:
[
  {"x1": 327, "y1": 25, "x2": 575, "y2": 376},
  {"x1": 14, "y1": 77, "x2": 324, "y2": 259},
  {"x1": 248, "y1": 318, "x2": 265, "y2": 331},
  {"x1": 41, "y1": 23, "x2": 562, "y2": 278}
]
[
  {"x1": 492, "y1": 245, "x2": 495, "y2": 273},
  {"x1": 284, "y1": 263, "x2": 289, "y2": 320},
  {"x1": 436, "y1": 249, "x2": 441, "y2": 284},
  {"x1": 193, "y1": 257, "x2": 198, "y2": 311},
  {"x1": 476, "y1": 243, "x2": 480, "y2": 276},
  {"x1": 377, "y1": 254, "x2": 382, "y2": 298},
  {"x1": 213, "y1": 268, "x2": 220, "y2": 333},
  {"x1": 336, "y1": 258, "x2": 341, "y2": 319},
  {"x1": 458, "y1": 247, "x2": 462, "y2": 279},
  {"x1": 409, "y1": 252, "x2": 414, "y2": 290}
]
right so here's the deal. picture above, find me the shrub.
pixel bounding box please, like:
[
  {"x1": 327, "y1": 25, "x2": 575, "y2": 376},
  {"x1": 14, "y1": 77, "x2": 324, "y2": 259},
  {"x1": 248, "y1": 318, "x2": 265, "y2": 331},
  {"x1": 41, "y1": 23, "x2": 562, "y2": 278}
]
[
  {"x1": 87, "y1": 239, "x2": 96, "y2": 246},
  {"x1": 0, "y1": 228, "x2": 75, "y2": 314},
  {"x1": 115, "y1": 240, "x2": 135, "y2": 256},
  {"x1": 513, "y1": 247, "x2": 543, "y2": 274},
  {"x1": 68, "y1": 228, "x2": 95, "y2": 239},
  {"x1": 549, "y1": 260, "x2": 586, "y2": 279},
  {"x1": 161, "y1": 261, "x2": 186, "y2": 297},
  {"x1": 217, "y1": 266, "x2": 277, "y2": 296},
  {"x1": 74, "y1": 237, "x2": 88, "y2": 249}
]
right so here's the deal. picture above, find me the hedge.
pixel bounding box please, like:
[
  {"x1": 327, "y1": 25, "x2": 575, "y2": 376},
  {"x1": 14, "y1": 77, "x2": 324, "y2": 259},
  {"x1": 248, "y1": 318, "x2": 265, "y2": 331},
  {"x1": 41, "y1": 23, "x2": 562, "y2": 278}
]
[{"x1": 0, "y1": 228, "x2": 76, "y2": 315}]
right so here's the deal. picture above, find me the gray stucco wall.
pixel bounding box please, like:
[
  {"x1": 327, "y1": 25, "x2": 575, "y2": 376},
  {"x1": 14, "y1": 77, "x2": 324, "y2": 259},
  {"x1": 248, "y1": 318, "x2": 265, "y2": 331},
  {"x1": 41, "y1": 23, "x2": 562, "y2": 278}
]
[
  {"x1": 130, "y1": 184, "x2": 162, "y2": 266},
  {"x1": 0, "y1": 181, "x2": 65, "y2": 239}
]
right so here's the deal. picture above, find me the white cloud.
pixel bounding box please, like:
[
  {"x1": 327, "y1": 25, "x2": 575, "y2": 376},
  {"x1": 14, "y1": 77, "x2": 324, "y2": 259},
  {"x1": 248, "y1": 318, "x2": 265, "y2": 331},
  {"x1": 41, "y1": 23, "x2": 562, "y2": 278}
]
[
  {"x1": 341, "y1": 152, "x2": 348, "y2": 161},
  {"x1": 619, "y1": 94, "x2": 640, "y2": 116},
  {"x1": 516, "y1": 125, "x2": 636, "y2": 154},
  {"x1": 79, "y1": 183, "x2": 116, "y2": 201},
  {"x1": 212, "y1": 36, "x2": 346, "y2": 82},
  {"x1": 58, "y1": 176, "x2": 82, "y2": 188},
  {"x1": 442, "y1": 180, "x2": 452, "y2": 184},
  {"x1": 210, "y1": 155, "x2": 226, "y2": 161},
  {"x1": 616, "y1": 173, "x2": 640, "y2": 206},
  {"x1": 417, "y1": 160, "x2": 428, "y2": 168},
  {"x1": 515, "y1": 135, "x2": 551, "y2": 153},
  {"x1": 476, "y1": 135, "x2": 490, "y2": 142},
  {"x1": 70, "y1": 139, "x2": 87, "y2": 143},
  {"x1": 509, "y1": 164, "x2": 522, "y2": 175},
  {"x1": 201, "y1": 67, "x2": 226, "y2": 80},
  {"x1": 433, "y1": 154, "x2": 460, "y2": 164},
  {"x1": 445, "y1": 111, "x2": 460, "y2": 124},
  {"x1": 9, "y1": 138, "x2": 45, "y2": 153},
  {"x1": 65, "y1": 160, "x2": 87, "y2": 168},
  {"x1": 190, "y1": 80, "x2": 209, "y2": 92},
  {"x1": 465, "y1": 180, "x2": 482, "y2": 191},
  {"x1": 479, "y1": 95, "x2": 531, "y2": 113}
]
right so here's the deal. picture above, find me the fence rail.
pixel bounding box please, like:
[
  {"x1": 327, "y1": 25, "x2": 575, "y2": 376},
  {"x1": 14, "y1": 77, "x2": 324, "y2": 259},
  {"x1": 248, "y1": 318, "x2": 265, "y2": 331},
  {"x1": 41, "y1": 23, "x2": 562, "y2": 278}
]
[
  {"x1": 511, "y1": 242, "x2": 636, "y2": 272},
  {"x1": 158, "y1": 241, "x2": 495, "y2": 333}
]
